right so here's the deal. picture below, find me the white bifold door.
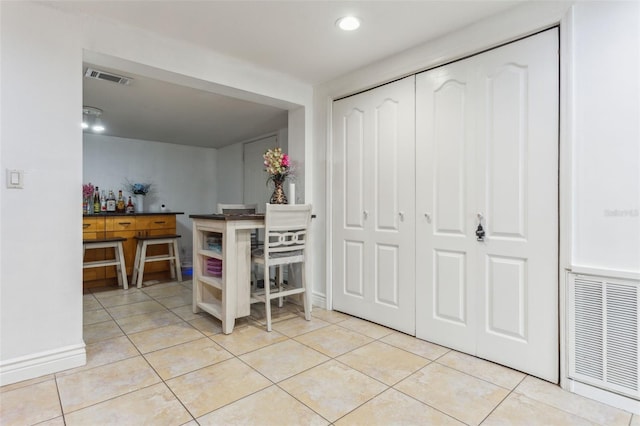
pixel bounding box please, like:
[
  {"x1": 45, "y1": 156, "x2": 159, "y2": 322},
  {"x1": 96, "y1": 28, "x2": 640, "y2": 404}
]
[
  {"x1": 332, "y1": 76, "x2": 416, "y2": 335},
  {"x1": 415, "y1": 29, "x2": 559, "y2": 381}
]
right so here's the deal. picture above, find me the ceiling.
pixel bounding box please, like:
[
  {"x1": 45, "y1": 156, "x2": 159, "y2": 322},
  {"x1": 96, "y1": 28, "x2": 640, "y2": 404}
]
[{"x1": 53, "y1": 1, "x2": 527, "y2": 148}]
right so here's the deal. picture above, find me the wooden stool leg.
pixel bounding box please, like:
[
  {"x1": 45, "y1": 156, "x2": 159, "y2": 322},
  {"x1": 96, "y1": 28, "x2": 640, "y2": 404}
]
[
  {"x1": 117, "y1": 242, "x2": 129, "y2": 290},
  {"x1": 132, "y1": 240, "x2": 142, "y2": 287},
  {"x1": 264, "y1": 264, "x2": 272, "y2": 332},
  {"x1": 168, "y1": 242, "x2": 176, "y2": 280},
  {"x1": 173, "y1": 239, "x2": 183, "y2": 283},
  {"x1": 114, "y1": 245, "x2": 123, "y2": 287},
  {"x1": 136, "y1": 241, "x2": 149, "y2": 289}
]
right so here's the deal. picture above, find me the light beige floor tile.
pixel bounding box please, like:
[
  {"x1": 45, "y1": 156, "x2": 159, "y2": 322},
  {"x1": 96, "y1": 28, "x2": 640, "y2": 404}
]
[
  {"x1": 36, "y1": 416, "x2": 66, "y2": 425},
  {"x1": 166, "y1": 358, "x2": 271, "y2": 418},
  {"x1": 56, "y1": 356, "x2": 160, "y2": 413},
  {"x1": 64, "y1": 383, "x2": 192, "y2": 426},
  {"x1": 83, "y1": 308, "x2": 112, "y2": 325},
  {"x1": 338, "y1": 317, "x2": 394, "y2": 339},
  {"x1": 94, "y1": 289, "x2": 151, "y2": 307},
  {"x1": 0, "y1": 374, "x2": 55, "y2": 394},
  {"x1": 632, "y1": 414, "x2": 640, "y2": 426},
  {"x1": 437, "y1": 350, "x2": 526, "y2": 390},
  {"x1": 483, "y1": 392, "x2": 599, "y2": 426},
  {"x1": 83, "y1": 320, "x2": 124, "y2": 344},
  {"x1": 380, "y1": 331, "x2": 450, "y2": 360},
  {"x1": 128, "y1": 322, "x2": 205, "y2": 353},
  {"x1": 515, "y1": 376, "x2": 633, "y2": 426},
  {"x1": 337, "y1": 341, "x2": 430, "y2": 385},
  {"x1": 197, "y1": 385, "x2": 329, "y2": 426},
  {"x1": 142, "y1": 280, "x2": 181, "y2": 290},
  {"x1": 311, "y1": 308, "x2": 350, "y2": 323},
  {"x1": 210, "y1": 324, "x2": 288, "y2": 355},
  {"x1": 143, "y1": 283, "x2": 188, "y2": 299},
  {"x1": 82, "y1": 295, "x2": 102, "y2": 312},
  {"x1": 294, "y1": 324, "x2": 373, "y2": 357},
  {"x1": 272, "y1": 315, "x2": 330, "y2": 337},
  {"x1": 335, "y1": 388, "x2": 463, "y2": 426},
  {"x1": 156, "y1": 292, "x2": 193, "y2": 309},
  {"x1": 115, "y1": 309, "x2": 183, "y2": 334},
  {"x1": 395, "y1": 363, "x2": 508, "y2": 425},
  {"x1": 171, "y1": 305, "x2": 202, "y2": 321},
  {"x1": 279, "y1": 359, "x2": 387, "y2": 423},
  {"x1": 57, "y1": 336, "x2": 139, "y2": 377},
  {"x1": 106, "y1": 300, "x2": 167, "y2": 319},
  {"x1": 0, "y1": 379, "x2": 61, "y2": 425},
  {"x1": 249, "y1": 301, "x2": 302, "y2": 326},
  {"x1": 240, "y1": 339, "x2": 330, "y2": 382},
  {"x1": 188, "y1": 315, "x2": 223, "y2": 336},
  {"x1": 144, "y1": 338, "x2": 233, "y2": 380}
]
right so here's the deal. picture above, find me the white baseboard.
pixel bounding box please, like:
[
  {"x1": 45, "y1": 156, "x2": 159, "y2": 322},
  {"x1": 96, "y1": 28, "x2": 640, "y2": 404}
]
[
  {"x1": 311, "y1": 292, "x2": 326, "y2": 310},
  {"x1": 568, "y1": 379, "x2": 640, "y2": 414},
  {"x1": 0, "y1": 343, "x2": 86, "y2": 387}
]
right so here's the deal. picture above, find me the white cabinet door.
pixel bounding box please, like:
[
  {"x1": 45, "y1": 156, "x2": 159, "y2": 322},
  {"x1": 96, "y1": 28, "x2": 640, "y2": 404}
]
[
  {"x1": 416, "y1": 28, "x2": 559, "y2": 382},
  {"x1": 332, "y1": 76, "x2": 416, "y2": 334}
]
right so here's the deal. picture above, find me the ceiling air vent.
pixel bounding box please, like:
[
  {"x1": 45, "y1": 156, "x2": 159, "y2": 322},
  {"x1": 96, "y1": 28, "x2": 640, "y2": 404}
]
[{"x1": 84, "y1": 68, "x2": 132, "y2": 86}]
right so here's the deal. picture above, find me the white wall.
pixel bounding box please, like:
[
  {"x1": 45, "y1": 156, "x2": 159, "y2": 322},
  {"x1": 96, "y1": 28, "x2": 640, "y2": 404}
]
[
  {"x1": 216, "y1": 143, "x2": 244, "y2": 205},
  {"x1": 83, "y1": 134, "x2": 218, "y2": 262},
  {"x1": 0, "y1": 0, "x2": 312, "y2": 385},
  {"x1": 571, "y1": 1, "x2": 640, "y2": 277},
  {"x1": 0, "y1": 2, "x2": 86, "y2": 383}
]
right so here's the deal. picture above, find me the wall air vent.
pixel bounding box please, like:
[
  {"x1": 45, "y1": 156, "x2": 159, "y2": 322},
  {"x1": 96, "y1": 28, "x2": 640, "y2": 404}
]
[
  {"x1": 84, "y1": 68, "x2": 132, "y2": 86},
  {"x1": 568, "y1": 273, "x2": 640, "y2": 400}
]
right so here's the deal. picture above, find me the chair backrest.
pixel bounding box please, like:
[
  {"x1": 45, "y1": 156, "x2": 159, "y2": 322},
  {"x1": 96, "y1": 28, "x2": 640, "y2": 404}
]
[
  {"x1": 216, "y1": 203, "x2": 257, "y2": 215},
  {"x1": 264, "y1": 204, "x2": 312, "y2": 260}
]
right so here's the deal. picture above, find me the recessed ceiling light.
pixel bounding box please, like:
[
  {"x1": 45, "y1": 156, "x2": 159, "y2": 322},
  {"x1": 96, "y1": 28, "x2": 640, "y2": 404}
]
[{"x1": 336, "y1": 16, "x2": 360, "y2": 31}]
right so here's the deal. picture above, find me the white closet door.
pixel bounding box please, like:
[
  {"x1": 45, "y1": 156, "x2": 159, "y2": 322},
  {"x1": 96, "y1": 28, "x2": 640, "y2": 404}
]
[
  {"x1": 474, "y1": 29, "x2": 559, "y2": 381},
  {"x1": 332, "y1": 76, "x2": 416, "y2": 334},
  {"x1": 415, "y1": 60, "x2": 478, "y2": 354},
  {"x1": 416, "y1": 28, "x2": 558, "y2": 382}
]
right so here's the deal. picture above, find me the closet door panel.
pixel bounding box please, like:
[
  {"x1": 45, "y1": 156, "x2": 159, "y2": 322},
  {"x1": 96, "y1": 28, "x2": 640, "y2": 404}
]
[
  {"x1": 332, "y1": 76, "x2": 416, "y2": 334},
  {"x1": 416, "y1": 64, "x2": 477, "y2": 353},
  {"x1": 475, "y1": 28, "x2": 559, "y2": 382}
]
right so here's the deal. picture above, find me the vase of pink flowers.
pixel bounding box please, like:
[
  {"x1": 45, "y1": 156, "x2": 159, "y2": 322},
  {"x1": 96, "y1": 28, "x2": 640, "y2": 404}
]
[
  {"x1": 82, "y1": 183, "x2": 95, "y2": 214},
  {"x1": 263, "y1": 147, "x2": 291, "y2": 204}
]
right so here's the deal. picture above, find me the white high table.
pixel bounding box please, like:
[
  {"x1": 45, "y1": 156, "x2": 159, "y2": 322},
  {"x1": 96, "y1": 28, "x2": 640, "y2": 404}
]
[{"x1": 190, "y1": 213, "x2": 264, "y2": 334}]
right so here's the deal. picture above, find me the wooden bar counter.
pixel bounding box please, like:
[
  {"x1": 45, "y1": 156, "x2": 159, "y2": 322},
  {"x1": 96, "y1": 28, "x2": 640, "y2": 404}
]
[{"x1": 82, "y1": 212, "x2": 184, "y2": 290}]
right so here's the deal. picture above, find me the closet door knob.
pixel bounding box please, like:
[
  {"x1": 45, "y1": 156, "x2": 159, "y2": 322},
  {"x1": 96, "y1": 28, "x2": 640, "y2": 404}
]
[
  {"x1": 424, "y1": 212, "x2": 431, "y2": 222},
  {"x1": 363, "y1": 210, "x2": 369, "y2": 219},
  {"x1": 399, "y1": 211, "x2": 405, "y2": 221}
]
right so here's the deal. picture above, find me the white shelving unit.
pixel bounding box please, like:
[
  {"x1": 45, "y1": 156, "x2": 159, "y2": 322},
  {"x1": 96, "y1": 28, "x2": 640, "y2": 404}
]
[{"x1": 191, "y1": 214, "x2": 264, "y2": 334}]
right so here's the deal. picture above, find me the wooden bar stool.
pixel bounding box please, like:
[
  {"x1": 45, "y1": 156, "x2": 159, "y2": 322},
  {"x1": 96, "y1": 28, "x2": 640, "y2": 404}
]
[
  {"x1": 83, "y1": 237, "x2": 129, "y2": 289},
  {"x1": 132, "y1": 234, "x2": 182, "y2": 288}
]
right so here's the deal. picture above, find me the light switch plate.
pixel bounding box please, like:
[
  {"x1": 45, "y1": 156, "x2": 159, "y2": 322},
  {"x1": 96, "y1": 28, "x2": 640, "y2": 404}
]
[{"x1": 6, "y1": 169, "x2": 24, "y2": 189}]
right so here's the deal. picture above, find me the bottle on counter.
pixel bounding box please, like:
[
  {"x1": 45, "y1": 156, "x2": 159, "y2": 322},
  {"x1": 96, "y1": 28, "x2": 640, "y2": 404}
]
[
  {"x1": 116, "y1": 190, "x2": 125, "y2": 213},
  {"x1": 93, "y1": 187, "x2": 100, "y2": 214},
  {"x1": 126, "y1": 196, "x2": 135, "y2": 214},
  {"x1": 106, "y1": 190, "x2": 116, "y2": 212},
  {"x1": 100, "y1": 190, "x2": 107, "y2": 212}
]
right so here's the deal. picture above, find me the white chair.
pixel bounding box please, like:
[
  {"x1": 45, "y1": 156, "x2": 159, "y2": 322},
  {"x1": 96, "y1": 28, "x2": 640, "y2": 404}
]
[
  {"x1": 251, "y1": 204, "x2": 312, "y2": 331},
  {"x1": 83, "y1": 237, "x2": 129, "y2": 289},
  {"x1": 216, "y1": 203, "x2": 259, "y2": 249},
  {"x1": 132, "y1": 234, "x2": 182, "y2": 288},
  {"x1": 216, "y1": 203, "x2": 258, "y2": 216}
]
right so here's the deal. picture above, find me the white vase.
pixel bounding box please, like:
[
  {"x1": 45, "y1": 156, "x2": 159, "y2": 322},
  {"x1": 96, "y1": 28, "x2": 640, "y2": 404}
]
[{"x1": 135, "y1": 194, "x2": 144, "y2": 213}]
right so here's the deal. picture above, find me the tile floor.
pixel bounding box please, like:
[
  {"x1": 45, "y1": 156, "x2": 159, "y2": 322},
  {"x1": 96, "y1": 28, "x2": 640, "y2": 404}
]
[{"x1": 1, "y1": 279, "x2": 638, "y2": 425}]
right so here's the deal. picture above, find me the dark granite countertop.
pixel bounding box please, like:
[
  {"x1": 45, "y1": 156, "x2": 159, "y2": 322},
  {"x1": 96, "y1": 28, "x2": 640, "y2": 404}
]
[{"x1": 83, "y1": 212, "x2": 184, "y2": 217}]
